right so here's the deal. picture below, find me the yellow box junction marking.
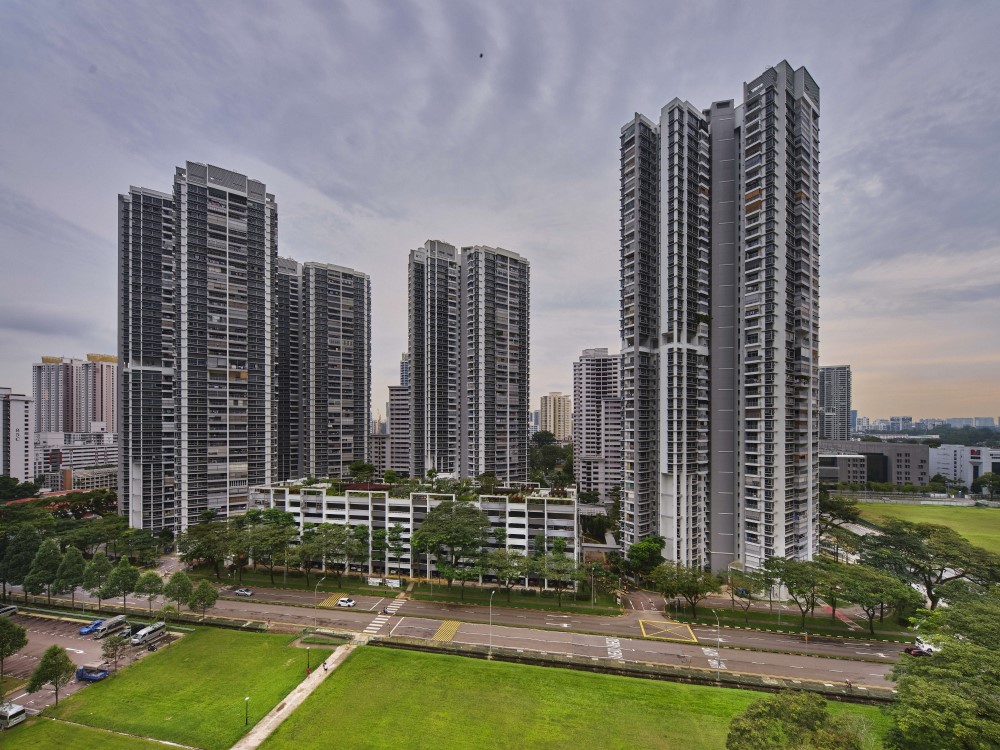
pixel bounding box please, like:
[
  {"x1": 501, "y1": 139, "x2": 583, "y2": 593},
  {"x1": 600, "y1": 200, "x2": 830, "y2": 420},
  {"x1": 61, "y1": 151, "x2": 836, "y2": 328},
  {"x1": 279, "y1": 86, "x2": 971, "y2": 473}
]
[
  {"x1": 431, "y1": 620, "x2": 461, "y2": 642},
  {"x1": 639, "y1": 620, "x2": 698, "y2": 643},
  {"x1": 319, "y1": 593, "x2": 348, "y2": 608}
]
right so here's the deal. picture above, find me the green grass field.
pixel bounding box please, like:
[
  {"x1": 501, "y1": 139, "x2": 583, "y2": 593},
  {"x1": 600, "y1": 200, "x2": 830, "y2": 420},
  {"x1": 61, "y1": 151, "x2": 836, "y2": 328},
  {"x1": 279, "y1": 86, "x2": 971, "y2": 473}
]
[
  {"x1": 46, "y1": 628, "x2": 330, "y2": 750},
  {"x1": 3, "y1": 718, "x2": 166, "y2": 749},
  {"x1": 858, "y1": 503, "x2": 1000, "y2": 553},
  {"x1": 260, "y1": 647, "x2": 890, "y2": 750}
]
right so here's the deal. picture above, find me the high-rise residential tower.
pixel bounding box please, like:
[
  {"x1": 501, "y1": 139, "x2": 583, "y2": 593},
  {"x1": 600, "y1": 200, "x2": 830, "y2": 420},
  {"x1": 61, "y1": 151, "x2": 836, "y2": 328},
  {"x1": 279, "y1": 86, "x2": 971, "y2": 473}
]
[
  {"x1": 408, "y1": 240, "x2": 460, "y2": 477},
  {"x1": 459, "y1": 245, "x2": 530, "y2": 484},
  {"x1": 119, "y1": 162, "x2": 277, "y2": 531},
  {"x1": 32, "y1": 354, "x2": 118, "y2": 433},
  {"x1": 619, "y1": 61, "x2": 820, "y2": 570},
  {"x1": 300, "y1": 261, "x2": 371, "y2": 479},
  {"x1": 1, "y1": 387, "x2": 34, "y2": 482},
  {"x1": 573, "y1": 348, "x2": 623, "y2": 504},
  {"x1": 819, "y1": 365, "x2": 851, "y2": 441},
  {"x1": 275, "y1": 257, "x2": 303, "y2": 480},
  {"x1": 540, "y1": 392, "x2": 572, "y2": 442},
  {"x1": 407, "y1": 240, "x2": 531, "y2": 483}
]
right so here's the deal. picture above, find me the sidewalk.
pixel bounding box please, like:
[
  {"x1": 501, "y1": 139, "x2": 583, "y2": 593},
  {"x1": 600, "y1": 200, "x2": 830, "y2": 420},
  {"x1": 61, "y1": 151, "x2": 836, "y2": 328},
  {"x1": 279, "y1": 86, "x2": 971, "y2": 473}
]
[{"x1": 230, "y1": 643, "x2": 355, "y2": 750}]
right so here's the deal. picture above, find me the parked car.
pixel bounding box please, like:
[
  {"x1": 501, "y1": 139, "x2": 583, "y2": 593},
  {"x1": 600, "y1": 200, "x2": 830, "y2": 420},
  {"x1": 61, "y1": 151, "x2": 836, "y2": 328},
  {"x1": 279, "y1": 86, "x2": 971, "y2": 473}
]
[
  {"x1": 79, "y1": 619, "x2": 105, "y2": 635},
  {"x1": 76, "y1": 663, "x2": 111, "y2": 682},
  {"x1": 336, "y1": 597, "x2": 356, "y2": 608},
  {"x1": 234, "y1": 588, "x2": 254, "y2": 597},
  {"x1": 904, "y1": 646, "x2": 933, "y2": 657}
]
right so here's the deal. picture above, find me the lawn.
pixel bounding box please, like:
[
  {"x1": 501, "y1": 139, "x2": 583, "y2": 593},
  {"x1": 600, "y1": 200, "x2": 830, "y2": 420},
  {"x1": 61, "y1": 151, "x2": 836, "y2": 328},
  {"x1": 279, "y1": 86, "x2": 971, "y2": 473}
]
[
  {"x1": 47, "y1": 628, "x2": 330, "y2": 750},
  {"x1": 260, "y1": 647, "x2": 890, "y2": 750},
  {"x1": 857, "y1": 503, "x2": 1000, "y2": 553},
  {"x1": 412, "y1": 581, "x2": 621, "y2": 615},
  {"x1": 3, "y1": 718, "x2": 166, "y2": 749}
]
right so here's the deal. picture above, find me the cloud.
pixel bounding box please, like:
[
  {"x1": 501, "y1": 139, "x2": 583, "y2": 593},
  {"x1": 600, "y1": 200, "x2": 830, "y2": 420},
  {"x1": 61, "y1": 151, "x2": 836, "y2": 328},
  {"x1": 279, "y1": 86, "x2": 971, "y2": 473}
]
[{"x1": 0, "y1": 0, "x2": 997, "y2": 421}]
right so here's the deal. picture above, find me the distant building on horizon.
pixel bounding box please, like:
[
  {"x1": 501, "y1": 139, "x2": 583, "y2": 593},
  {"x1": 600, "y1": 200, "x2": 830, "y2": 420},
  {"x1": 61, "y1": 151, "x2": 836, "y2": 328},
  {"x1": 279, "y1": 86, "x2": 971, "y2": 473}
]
[
  {"x1": 1, "y1": 387, "x2": 34, "y2": 482},
  {"x1": 819, "y1": 365, "x2": 851, "y2": 441},
  {"x1": 32, "y1": 354, "x2": 118, "y2": 434},
  {"x1": 540, "y1": 392, "x2": 572, "y2": 442}
]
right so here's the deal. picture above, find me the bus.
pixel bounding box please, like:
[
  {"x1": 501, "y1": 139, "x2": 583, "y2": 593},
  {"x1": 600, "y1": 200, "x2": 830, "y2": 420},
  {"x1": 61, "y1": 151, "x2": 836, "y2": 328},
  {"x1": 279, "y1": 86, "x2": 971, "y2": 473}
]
[
  {"x1": 130, "y1": 622, "x2": 166, "y2": 646},
  {"x1": 0, "y1": 703, "x2": 26, "y2": 729},
  {"x1": 92, "y1": 614, "x2": 128, "y2": 639}
]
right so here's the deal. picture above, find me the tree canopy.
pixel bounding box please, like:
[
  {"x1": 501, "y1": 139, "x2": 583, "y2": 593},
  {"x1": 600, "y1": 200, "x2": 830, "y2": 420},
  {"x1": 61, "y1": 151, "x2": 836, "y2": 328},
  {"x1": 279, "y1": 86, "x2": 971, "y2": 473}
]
[{"x1": 411, "y1": 499, "x2": 491, "y2": 588}]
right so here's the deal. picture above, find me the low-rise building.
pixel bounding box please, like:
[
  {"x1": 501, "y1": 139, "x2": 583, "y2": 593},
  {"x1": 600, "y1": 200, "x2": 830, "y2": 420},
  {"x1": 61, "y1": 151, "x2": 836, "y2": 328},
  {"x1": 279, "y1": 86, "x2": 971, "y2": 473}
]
[
  {"x1": 930, "y1": 444, "x2": 1000, "y2": 486},
  {"x1": 818, "y1": 454, "x2": 867, "y2": 485},
  {"x1": 819, "y1": 440, "x2": 929, "y2": 487},
  {"x1": 249, "y1": 484, "x2": 579, "y2": 583}
]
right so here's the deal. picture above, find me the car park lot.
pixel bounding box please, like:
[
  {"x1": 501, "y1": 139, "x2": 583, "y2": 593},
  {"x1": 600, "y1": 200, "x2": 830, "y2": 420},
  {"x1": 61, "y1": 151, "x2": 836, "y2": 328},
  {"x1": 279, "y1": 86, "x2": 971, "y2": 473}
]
[{"x1": 4, "y1": 611, "x2": 171, "y2": 714}]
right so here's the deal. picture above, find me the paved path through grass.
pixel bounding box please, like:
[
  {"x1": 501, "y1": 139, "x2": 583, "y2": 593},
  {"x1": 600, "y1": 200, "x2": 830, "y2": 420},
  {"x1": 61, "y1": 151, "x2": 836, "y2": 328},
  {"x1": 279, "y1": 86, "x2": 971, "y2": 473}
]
[{"x1": 230, "y1": 644, "x2": 355, "y2": 750}]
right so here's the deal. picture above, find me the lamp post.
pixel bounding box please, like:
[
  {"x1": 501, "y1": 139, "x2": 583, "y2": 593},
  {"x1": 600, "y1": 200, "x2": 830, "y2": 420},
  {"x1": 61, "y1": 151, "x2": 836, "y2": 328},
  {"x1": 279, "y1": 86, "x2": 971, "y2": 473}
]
[
  {"x1": 244, "y1": 696, "x2": 249, "y2": 726},
  {"x1": 313, "y1": 576, "x2": 327, "y2": 626},
  {"x1": 489, "y1": 589, "x2": 496, "y2": 660},
  {"x1": 712, "y1": 609, "x2": 721, "y2": 682},
  {"x1": 307, "y1": 646, "x2": 311, "y2": 675}
]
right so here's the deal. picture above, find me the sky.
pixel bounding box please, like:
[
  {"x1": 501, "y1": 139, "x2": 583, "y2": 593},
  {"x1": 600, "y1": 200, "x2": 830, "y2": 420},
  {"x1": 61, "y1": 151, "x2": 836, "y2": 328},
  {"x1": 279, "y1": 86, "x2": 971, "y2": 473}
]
[{"x1": 0, "y1": 0, "x2": 998, "y2": 421}]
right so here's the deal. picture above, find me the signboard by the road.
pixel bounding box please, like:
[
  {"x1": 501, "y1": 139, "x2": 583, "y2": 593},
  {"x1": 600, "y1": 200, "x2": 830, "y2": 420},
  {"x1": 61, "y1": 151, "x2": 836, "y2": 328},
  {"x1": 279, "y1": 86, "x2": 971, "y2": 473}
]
[
  {"x1": 386, "y1": 579, "x2": 401, "y2": 589},
  {"x1": 368, "y1": 577, "x2": 382, "y2": 586}
]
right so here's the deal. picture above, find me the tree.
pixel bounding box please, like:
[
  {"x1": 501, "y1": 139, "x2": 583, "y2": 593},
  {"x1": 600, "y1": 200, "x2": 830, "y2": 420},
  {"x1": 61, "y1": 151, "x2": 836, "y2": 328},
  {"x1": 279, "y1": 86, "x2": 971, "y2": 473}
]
[
  {"x1": 840, "y1": 565, "x2": 922, "y2": 636},
  {"x1": 486, "y1": 548, "x2": 526, "y2": 602},
  {"x1": 531, "y1": 431, "x2": 557, "y2": 447},
  {"x1": 83, "y1": 550, "x2": 113, "y2": 612},
  {"x1": 650, "y1": 563, "x2": 721, "y2": 619},
  {"x1": 53, "y1": 546, "x2": 86, "y2": 608},
  {"x1": 765, "y1": 558, "x2": 826, "y2": 629},
  {"x1": 3, "y1": 525, "x2": 40, "y2": 603},
  {"x1": 311, "y1": 523, "x2": 350, "y2": 583},
  {"x1": 177, "y1": 521, "x2": 231, "y2": 579},
  {"x1": 163, "y1": 570, "x2": 193, "y2": 611},
  {"x1": 627, "y1": 536, "x2": 666, "y2": 577},
  {"x1": 188, "y1": 579, "x2": 219, "y2": 614},
  {"x1": 0, "y1": 476, "x2": 40, "y2": 501},
  {"x1": 886, "y1": 592, "x2": 1000, "y2": 749},
  {"x1": 135, "y1": 571, "x2": 164, "y2": 616},
  {"x1": 27, "y1": 645, "x2": 75, "y2": 705},
  {"x1": 101, "y1": 633, "x2": 130, "y2": 671},
  {"x1": 477, "y1": 472, "x2": 499, "y2": 495},
  {"x1": 972, "y1": 471, "x2": 1000, "y2": 497},
  {"x1": 347, "y1": 524, "x2": 371, "y2": 575},
  {"x1": 729, "y1": 569, "x2": 766, "y2": 625},
  {"x1": 105, "y1": 558, "x2": 140, "y2": 614},
  {"x1": 818, "y1": 495, "x2": 861, "y2": 537},
  {"x1": 860, "y1": 520, "x2": 1000, "y2": 609},
  {"x1": 23, "y1": 538, "x2": 62, "y2": 604},
  {"x1": 544, "y1": 538, "x2": 580, "y2": 607},
  {"x1": 383, "y1": 469, "x2": 399, "y2": 489},
  {"x1": 0, "y1": 617, "x2": 28, "y2": 686},
  {"x1": 387, "y1": 523, "x2": 405, "y2": 579},
  {"x1": 348, "y1": 461, "x2": 376, "y2": 484},
  {"x1": 727, "y1": 690, "x2": 874, "y2": 750},
  {"x1": 411, "y1": 499, "x2": 491, "y2": 588}
]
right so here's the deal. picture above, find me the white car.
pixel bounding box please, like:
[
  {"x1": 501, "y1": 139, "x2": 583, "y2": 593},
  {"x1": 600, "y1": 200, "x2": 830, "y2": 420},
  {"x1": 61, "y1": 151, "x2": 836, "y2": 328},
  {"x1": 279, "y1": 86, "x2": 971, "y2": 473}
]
[
  {"x1": 336, "y1": 597, "x2": 356, "y2": 608},
  {"x1": 234, "y1": 588, "x2": 254, "y2": 597}
]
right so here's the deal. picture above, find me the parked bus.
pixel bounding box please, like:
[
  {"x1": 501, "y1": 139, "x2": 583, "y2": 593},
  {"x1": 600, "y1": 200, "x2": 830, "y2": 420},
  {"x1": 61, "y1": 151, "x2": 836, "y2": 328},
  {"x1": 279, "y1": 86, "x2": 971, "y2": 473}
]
[
  {"x1": 92, "y1": 614, "x2": 128, "y2": 639},
  {"x1": 0, "y1": 605, "x2": 17, "y2": 618},
  {"x1": 130, "y1": 622, "x2": 166, "y2": 646},
  {"x1": 0, "y1": 704, "x2": 26, "y2": 729}
]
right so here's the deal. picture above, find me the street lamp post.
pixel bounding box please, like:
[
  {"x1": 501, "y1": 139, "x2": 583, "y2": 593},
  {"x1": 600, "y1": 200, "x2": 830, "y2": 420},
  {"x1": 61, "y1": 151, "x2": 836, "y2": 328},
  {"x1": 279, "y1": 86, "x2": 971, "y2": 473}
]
[
  {"x1": 712, "y1": 609, "x2": 721, "y2": 682},
  {"x1": 244, "y1": 696, "x2": 249, "y2": 726},
  {"x1": 489, "y1": 589, "x2": 496, "y2": 660},
  {"x1": 313, "y1": 576, "x2": 327, "y2": 627},
  {"x1": 307, "y1": 646, "x2": 311, "y2": 675}
]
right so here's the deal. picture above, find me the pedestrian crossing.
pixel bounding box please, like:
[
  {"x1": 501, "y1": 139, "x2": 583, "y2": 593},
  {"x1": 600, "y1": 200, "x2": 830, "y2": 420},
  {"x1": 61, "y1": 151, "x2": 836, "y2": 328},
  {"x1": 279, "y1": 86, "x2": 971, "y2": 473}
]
[
  {"x1": 362, "y1": 599, "x2": 404, "y2": 635},
  {"x1": 430, "y1": 619, "x2": 461, "y2": 642}
]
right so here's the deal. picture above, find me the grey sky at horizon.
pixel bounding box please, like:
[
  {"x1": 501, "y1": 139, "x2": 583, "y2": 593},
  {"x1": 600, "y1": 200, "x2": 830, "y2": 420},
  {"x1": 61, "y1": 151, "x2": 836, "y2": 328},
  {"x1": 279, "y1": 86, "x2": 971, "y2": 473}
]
[{"x1": 0, "y1": 1, "x2": 998, "y2": 422}]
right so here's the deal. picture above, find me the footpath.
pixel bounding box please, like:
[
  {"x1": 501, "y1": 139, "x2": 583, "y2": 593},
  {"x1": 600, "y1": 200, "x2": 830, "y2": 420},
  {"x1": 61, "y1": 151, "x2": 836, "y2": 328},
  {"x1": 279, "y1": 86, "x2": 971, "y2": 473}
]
[{"x1": 229, "y1": 643, "x2": 355, "y2": 750}]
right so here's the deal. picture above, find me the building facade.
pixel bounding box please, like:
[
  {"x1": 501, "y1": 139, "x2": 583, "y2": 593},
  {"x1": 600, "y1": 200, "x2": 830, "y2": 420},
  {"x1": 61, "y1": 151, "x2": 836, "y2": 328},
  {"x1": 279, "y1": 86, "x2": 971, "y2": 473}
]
[
  {"x1": 119, "y1": 163, "x2": 277, "y2": 531},
  {"x1": 388, "y1": 384, "x2": 411, "y2": 476},
  {"x1": 819, "y1": 365, "x2": 851, "y2": 441},
  {"x1": 573, "y1": 348, "x2": 623, "y2": 504},
  {"x1": 820, "y1": 440, "x2": 929, "y2": 486},
  {"x1": 539, "y1": 392, "x2": 572, "y2": 442},
  {"x1": 620, "y1": 61, "x2": 821, "y2": 570},
  {"x1": 300, "y1": 262, "x2": 371, "y2": 480},
  {"x1": 32, "y1": 354, "x2": 118, "y2": 434},
  {"x1": 459, "y1": 246, "x2": 530, "y2": 484},
  {"x1": 930, "y1": 444, "x2": 1000, "y2": 486},
  {"x1": 408, "y1": 240, "x2": 461, "y2": 477},
  {"x1": 275, "y1": 257, "x2": 303, "y2": 481},
  {"x1": 1, "y1": 388, "x2": 34, "y2": 482}
]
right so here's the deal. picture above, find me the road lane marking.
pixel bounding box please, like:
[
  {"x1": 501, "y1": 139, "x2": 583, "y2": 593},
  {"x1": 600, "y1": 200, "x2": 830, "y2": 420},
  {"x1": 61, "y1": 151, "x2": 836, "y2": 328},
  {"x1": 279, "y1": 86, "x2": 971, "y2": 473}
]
[
  {"x1": 430, "y1": 620, "x2": 461, "y2": 642},
  {"x1": 639, "y1": 620, "x2": 698, "y2": 643},
  {"x1": 606, "y1": 637, "x2": 623, "y2": 660}
]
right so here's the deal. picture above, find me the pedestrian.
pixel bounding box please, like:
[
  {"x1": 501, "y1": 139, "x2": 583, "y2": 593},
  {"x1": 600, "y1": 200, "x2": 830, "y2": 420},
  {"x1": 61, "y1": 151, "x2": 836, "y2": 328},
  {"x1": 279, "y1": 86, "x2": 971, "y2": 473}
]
[
  {"x1": 322, "y1": 661, "x2": 328, "y2": 672},
  {"x1": 845, "y1": 678, "x2": 853, "y2": 691}
]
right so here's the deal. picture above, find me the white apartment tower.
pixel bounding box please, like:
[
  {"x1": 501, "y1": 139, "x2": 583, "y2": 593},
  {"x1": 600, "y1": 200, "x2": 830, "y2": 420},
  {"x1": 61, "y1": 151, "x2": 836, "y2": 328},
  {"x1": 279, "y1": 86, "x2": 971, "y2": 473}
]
[
  {"x1": 540, "y1": 392, "x2": 572, "y2": 442},
  {"x1": 119, "y1": 162, "x2": 277, "y2": 531},
  {"x1": 1, "y1": 388, "x2": 35, "y2": 482},
  {"x1": 408, "y1": 240, "x2": 530, "y2": 483},
  {"x1": 620, "y1": 61, "x2": 820, "y2": 570},
  {"x1": 819, "y1": 365, "x2": 851, "y2": 441},
  {"x1": 573, "y1": 348, "x2": 623, "y2": 503},
  {"x1": 459, "y1": 246, "x2": 530, "y2": 484}
]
